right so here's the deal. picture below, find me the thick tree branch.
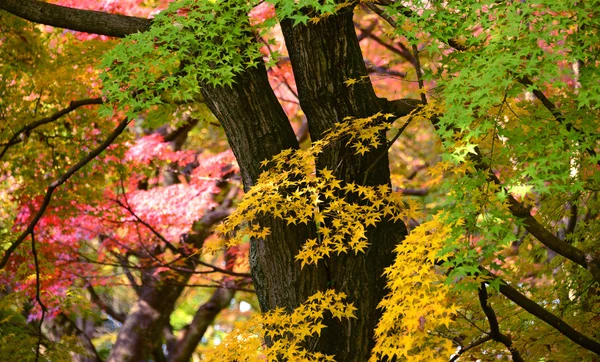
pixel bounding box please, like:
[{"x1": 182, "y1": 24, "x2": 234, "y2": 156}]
[
  {"x1": 0, "y1": 0, "x2": 151, "y2": 38},
  {"x1": 0, "y1": 118, "x2": 130, "y2": 270},
  {"x1": 496, "y1": 277, "x2": 600, "y2": 355},
  {"x1": 486, "y1": 172, "x2": 600, "y2": 284},
  {"x1": 0, "y1": 97, "x2": 103, "y2": 161}
]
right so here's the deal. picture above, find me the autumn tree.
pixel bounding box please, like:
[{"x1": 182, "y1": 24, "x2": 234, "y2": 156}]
[{"x1": 1, "y1": 0, "x2": 599, "y2": 361}]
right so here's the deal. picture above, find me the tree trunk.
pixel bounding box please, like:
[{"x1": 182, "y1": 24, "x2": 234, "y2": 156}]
[
  {"x1": 107, "y1": 278, "x2": 185, "y2": 362},
  {"x1": 200, "y1": 7, "x2": 407, "y2": 361}
]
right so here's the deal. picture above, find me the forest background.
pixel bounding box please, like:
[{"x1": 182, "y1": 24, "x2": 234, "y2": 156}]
[{"x1": 0, "y1": 0, "x2": 599, "y2": 361}]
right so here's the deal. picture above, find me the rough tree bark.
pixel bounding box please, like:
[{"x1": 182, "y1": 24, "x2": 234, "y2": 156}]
[{"x1": 200, "y1": 7, "x2": 411, "y2": 361}]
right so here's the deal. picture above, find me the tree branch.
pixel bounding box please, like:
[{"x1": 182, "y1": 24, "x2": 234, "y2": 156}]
[
  {"x1": 0, "y1": 97, "x2": 103, "y2": 161},
  {"x1": 0, "y1": 0, "x2": 151, "y2": 38},
  {"x1": 0, "y1": 118, "x2": 130, "y2": 270},
  {"x1": 496, "y1": 277, "x2": 600, "y2": 355},
  {"x1": 478, "y1": 283, "x2": 524, "y2": 362},
  {"x1": 168, "y1": 286, "x2": 235, "y2": 362},
  {"x1": 486, "y1": 172, "x2": 600, "y2": 284},
  {"x1": 449, "y1": 335, "x2": 492, "y2": 362},
  {"x1": 355, "y1": 21, "x2": 415, "y2": 65},
  {"x1": 31, "y1": 232, "x2": 47, "y2": 362}
]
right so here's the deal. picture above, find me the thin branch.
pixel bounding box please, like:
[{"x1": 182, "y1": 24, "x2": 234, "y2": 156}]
[
  {"x1": 362, "y1": 116, "x2": 415, "y2": 185},
  {"x1": 559, "y1": 281, "x2": 595, "y2": 318},
  {"x1": 0, "y1": 97, "x2": 103, "y2": 161},
  {"x1": 406, "y1": 163, "x2": 429, "y2": 180},
  {"x1": 379, "y1": 4, "x2": 600, "y2": 283},
  {"x1": 0, "y1": 118, "x2": 130, "y2": 269},
  {"x1": 424, "y1": 111, "x2": 600, "y2": 283},
  {"x1": 168, "y1": 248, "x2": 239, "y2": 362},
  {"x1": 355, "y1": 21, "x2": 415, "y2": 65},
  {"x1": 155, "y1": 282, "x2": 254, "y2": 293},
  {"x1": 565, "y1": 200, "x2": 578, "y2": 237},
  {"x1": 356, "y1": 17, "x2": 378, "y2": 42},
  {"x1": 31, "y1": 232, "x2": 47, "y2": 362},
  {"x1": 365, "y1": 3, "x2": 397, "y2": 28},
  {"x1": 111, "y1": 251, "x2": 141, "y2": 293},
  {"x1": 53, "y1": 313, "x2": 104, "y2": 362},
  {"x1": 411, "y1": 43, "x2": 427, "y2": 105},
  {"x1": 395, "y1": 187, "x2": 429, "y2": 196},
  {"x1": 455, "y1": 310, "x2": 487, "y2": 334},
  {"x1": 112, "y1": 196, "x2": 181, "y2": 256},
  {"x1": 0, "y1": 0, "x2": 151, "y2": 38},
  {"x1": 364, "y1": 59, "x2": 407, "y2": 78},
  {"x1": 449, "y1": 335, "x2": 492, "y2": 362},
  {"x1": 495, "y1": 175, "x2": 600, "y2": 284},
  {"x1": 517, "y1": 77, "x2": 597, "y2": 161},
  {"x1": 111, "y1": 186, "x2": 247, "y2": 277}
]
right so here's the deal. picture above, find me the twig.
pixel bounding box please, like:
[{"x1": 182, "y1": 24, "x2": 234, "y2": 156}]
[
  {"x1": 87, "y1": 285, "x2": 126, "y2": 323},
  {"x1": 355, "y1": 21, "x2": 415, "y2": 65},
  {"x1": 371, "y1": 1, "x2": 598, "y2": 163}
]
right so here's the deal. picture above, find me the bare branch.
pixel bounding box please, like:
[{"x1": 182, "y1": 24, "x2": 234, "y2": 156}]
[
  {"x1": 48, "y1": 313, "x2": 104, "y2": 362},
  {"x1": 167, "y1": 251, "x2": 239, "y2": 362},
  {"x1": 0, "y1": 0, "x2": 151, "y2": 38},
  {"x1": 355, "y1": 21, "x2": 415, "y2": 65}
]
